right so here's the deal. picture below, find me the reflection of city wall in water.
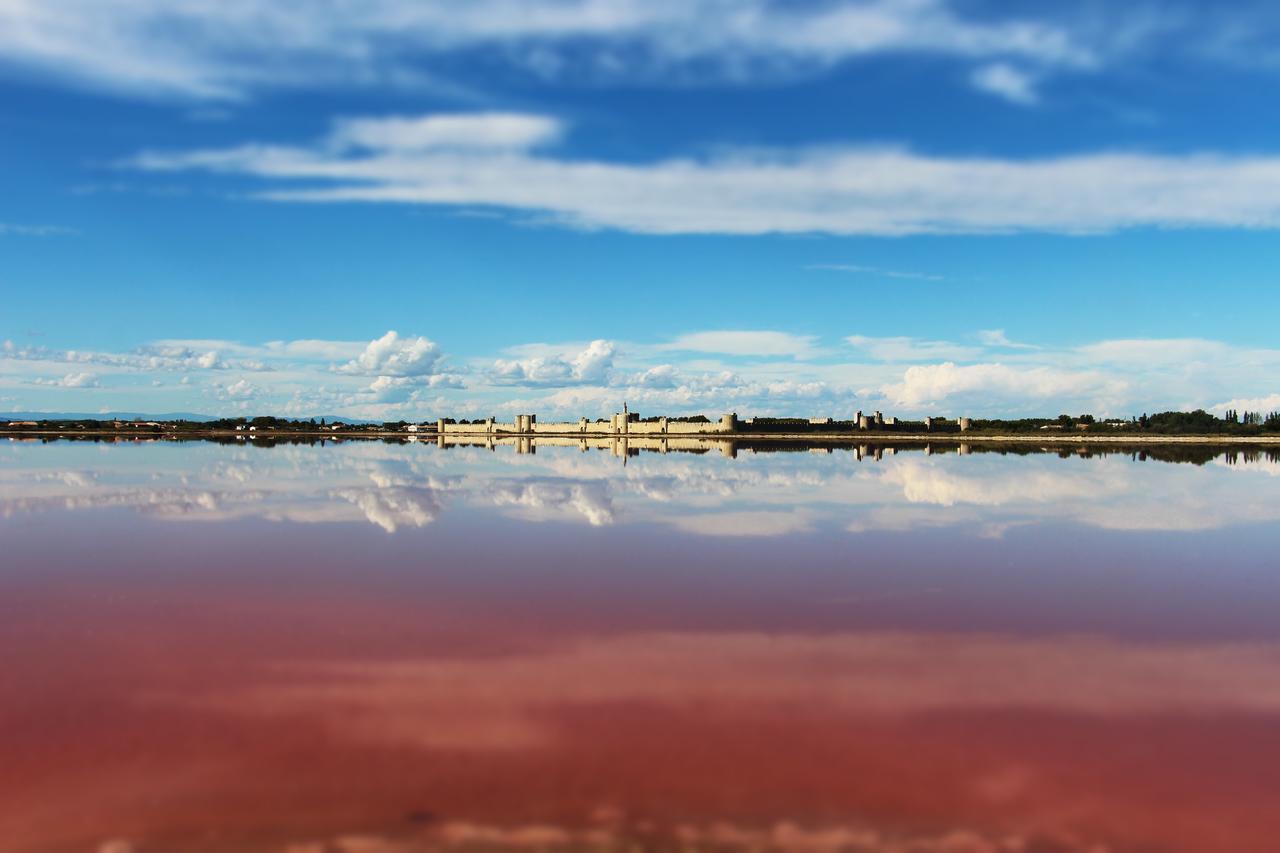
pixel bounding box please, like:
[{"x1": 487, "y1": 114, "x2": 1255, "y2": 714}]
[
  {"x1": 437, "y1": 433, "x2": 741, "y2": 458},
  {"x1": 430, "y1": 433, "x2": 1280, "y2": 466},
  {"x1": 7, "y1": 437, "x2": 1280, "y2": 537}
]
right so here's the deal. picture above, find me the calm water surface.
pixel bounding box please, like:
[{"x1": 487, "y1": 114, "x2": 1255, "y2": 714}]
[{"x1": 4, "y1": 438, "x2": 1280, "y2": 851}]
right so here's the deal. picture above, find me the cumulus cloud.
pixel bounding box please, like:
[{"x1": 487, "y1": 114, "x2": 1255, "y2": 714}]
[
  {"x1": 139, "y1": 345, "x2": 227, "y2": 370},
  {"x1": 337, "y1": 331, "x2": 444, "y2": 377},
  {"x1": 881, "y1": 361, "x2": 1127, "y2": 411},
  {"x1": 1211, "y1": 393, "x2": 1280, "y2": 415},
  {"x1": 219, "y1": 378, "x2": 260, "y2": 400},
  {"x1": 633, "y1": 364, "x2": 679, "y2": 389},
  {"x1": 365, "y1": 374, "x2": 463, "y2": 403},
  {"x1": 31, "y1": 372, "x2": 100, "y2": 388},
  {"x1": 492, "y1": 339, "x2": 615, "y2": 386},
  {"x1": 7, "y1": 329, "x2": 1280, "y2": 420},
  {"x1": 129, "y1": 113, "x2": 1280, "y2": 236}
]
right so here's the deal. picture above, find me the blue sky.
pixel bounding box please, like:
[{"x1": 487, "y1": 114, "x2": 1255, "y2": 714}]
[{"x1": 3, "y1": 0, "x2": 1280, "y2": 419}]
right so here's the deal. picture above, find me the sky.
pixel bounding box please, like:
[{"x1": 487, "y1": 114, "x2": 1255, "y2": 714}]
[{"x1": 3, "y1": 0, "x2": 1280, "y2": 421}]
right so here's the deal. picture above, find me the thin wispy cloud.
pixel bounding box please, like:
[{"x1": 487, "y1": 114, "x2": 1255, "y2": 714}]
[
  {"x1": 0, "y1": 1, "x2": 1093, "y2": 101},
  {"x1": 655, "y1": 331, "x2": 821, "y2": 359},
  {"x1": 0, "y1": 223, "x2": 77, "y2": 237},
  {"x1": 976, "y1": 329, "x2": 1037, "y2": 349},
  {"x1": 127, "y1": 112, "x2": 1280, "y2": 237},
  {"x1": 807, "y1": 264, "x2": 945, "y2": 281}
]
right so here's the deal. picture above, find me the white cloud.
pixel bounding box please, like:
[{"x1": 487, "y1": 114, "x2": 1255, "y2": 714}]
[
  {"x1": 633, "y1": 364, "x2": 679, "y2": 389},
  {"x1": 6, "y1": 329, "x2": 1280, "y2": 421},
  {"x1": 220, "y1": 378, "x2": 260, "y2": 399},
  {"x1": 846, "y1": 335, "x2": 981, "y2": 362},
  {"x1": 31, "y1": 372, "x2": 100, "y2": 389},
  {"x1": 492, "y1": 339, "x2": 615, "y2": 386},
  {"x1": 330, "y1": 113, "x2": 562, "y2": 152},
  {"x1": 1211, "y1": 393, "x2": 1280, "y2": 415},
  {"x1": 975, "y1": 329, "x2": 1036, "y2": 349},
  {"x1": 365, "y1": 374, "x2": 463, "y2": 403},
  {"x1": 1075, "y1": 337, "x2": 1232, "y2": 367},
  {"x1": 0, "y1": 1, "x2": 1092, "y2": 101},
  {"x1": 881, "y1": 362, "x2": 1128, "y2": 411},
  {"x1": 129, "y1": 114, "x2": 1280, "y2": 236},
  {"x1": 970, "y1": 62, "x2": 1038, "y2": 105},
  {"x1": 337, "y1": 331, "x2": 444, "y2": 377}
]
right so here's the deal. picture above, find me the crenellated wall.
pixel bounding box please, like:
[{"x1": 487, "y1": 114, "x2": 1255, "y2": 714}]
[
  {"x1": 436, "y1": 434, "x2": 740, "y2": 457},
  {"x1": 438, "y1": 414, "x2": 736, "y2": 436}
]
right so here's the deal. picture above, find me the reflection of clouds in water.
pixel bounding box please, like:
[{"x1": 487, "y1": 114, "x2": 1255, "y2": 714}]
[
  {"x1": 486, "y1": 479, "x2": 616, "y2": 527},
  {"x1": 331, "y1": 486, "x2": 443, "y2": 533},
  {"x1": 1211, "y1": 455, "x2": 1280, "y2": 477},
  {"x1": 862, "y1": 455, "x2": 1280, "y2": 532},
  {"x1": 884, "y1": 458, "x2": 1117, "y2": 507},
  {"x1": 4, "y1": 440, "x2": 1280, "y2": 535},
  {"x1": 206, "y1": 461, "x2": 255, "y2": 484},
  {"x1": 666, "y1": 510, "x2": 813, "y2": 537},
  {"x1": 0, "y1": 486, "x2": 255, "y2": 518}
]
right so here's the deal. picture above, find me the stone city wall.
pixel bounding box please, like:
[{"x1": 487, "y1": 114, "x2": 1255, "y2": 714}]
[
  {"x1": 438, "y1": 414, "x2": 736, "y2": 436},
  {"x1": 435, "y1": 433, "x2": 741, "y2": 457}
]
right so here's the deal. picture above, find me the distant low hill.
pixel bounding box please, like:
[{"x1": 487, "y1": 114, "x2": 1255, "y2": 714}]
[
  {"x1": 1, "y1": 412, "x2": 378, "y2": 424},
  {"x1": 2, "y1": 411, "x2": 219, "y2": 422}
]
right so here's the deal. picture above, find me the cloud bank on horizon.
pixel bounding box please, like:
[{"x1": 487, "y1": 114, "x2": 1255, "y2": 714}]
[
  {"x1": 4, "y1": 330, "x2": 1278, "y2": 421},
  {"x1": 2, "y1": 0, "x2": 1279, "y2": 416}
]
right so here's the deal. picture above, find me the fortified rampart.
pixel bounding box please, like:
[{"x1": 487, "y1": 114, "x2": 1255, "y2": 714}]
[
  {"x1": 429, "y1": 409, "x2": 967, "y2": 437},
  {"x1": 437, "y1": 411, "x2": 740, "y2": 437},
  {"x1": 434, "y1": 433, "x2": 742, "y2": 458}
]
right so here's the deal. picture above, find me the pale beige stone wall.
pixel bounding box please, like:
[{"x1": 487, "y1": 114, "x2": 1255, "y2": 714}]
[{"x1": 437, "y1": 415, "x2": 734, "y2": 436}]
